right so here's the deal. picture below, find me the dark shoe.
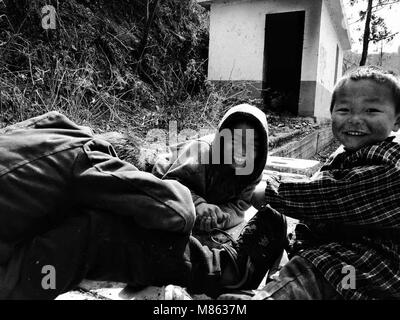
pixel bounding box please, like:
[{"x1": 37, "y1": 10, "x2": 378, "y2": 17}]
[
  {"x1": 220, "y1": 205, "x2": 288, "y2": 290},
  {"x1": 187, "y1": 236, "x2": 224, "y2": 297}
]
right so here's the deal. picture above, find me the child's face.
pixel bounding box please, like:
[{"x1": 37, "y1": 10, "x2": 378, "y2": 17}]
[
  {"x1": 223, "y1": 122, "x2": 260, "y2": 170},
  {"x1": 331, "y1": 79, "x2": 400, "y2": 151}
]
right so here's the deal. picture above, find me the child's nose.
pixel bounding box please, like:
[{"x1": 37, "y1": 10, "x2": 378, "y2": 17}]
[{"x1": 347, "y1": 112, "x2": 364, "y2": 124}]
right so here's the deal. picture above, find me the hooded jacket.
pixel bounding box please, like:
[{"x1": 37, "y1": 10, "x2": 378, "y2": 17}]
[{"x1": 152, "y1": 104, "x2": 269, "y2": 229}]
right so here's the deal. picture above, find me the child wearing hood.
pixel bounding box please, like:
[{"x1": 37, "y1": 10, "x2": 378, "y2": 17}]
[{"x1": 152, "y1": 104, "x2": 269, "y2": 231}]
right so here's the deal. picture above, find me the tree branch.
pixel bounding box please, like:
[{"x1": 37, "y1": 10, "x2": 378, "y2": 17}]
[
  {"x1": 349, "y1": 0, "x2": 400, "y2": 25},
  {"x1": 360, "y1": 0, "x2": 374, "y2": 65}
]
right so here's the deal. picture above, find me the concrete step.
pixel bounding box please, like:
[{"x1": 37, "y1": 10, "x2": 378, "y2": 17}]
[
  {"x1": 266, "y1": 156, "x2": 321, "y2": 177},
  {"x1": 270, "y1": 125, "x2": 334, "y2": 159}
]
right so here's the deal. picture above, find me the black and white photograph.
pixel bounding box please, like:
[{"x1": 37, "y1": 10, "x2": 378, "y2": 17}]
[{"x1": 0, "y1": 0, "x2": 400, "y2": 306}]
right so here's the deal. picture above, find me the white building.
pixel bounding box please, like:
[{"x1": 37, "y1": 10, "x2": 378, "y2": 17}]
[{"x1": 198, "y1": 0, "x2": 352, "y2": 119}]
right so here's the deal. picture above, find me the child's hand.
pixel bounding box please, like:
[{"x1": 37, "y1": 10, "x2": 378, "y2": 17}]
[
  {"x1": 251, "y1": 181, "x2": 267, "y2": 210},
  {"x1": 195, "y1": 203, "x2": 229, "y2": 231}
]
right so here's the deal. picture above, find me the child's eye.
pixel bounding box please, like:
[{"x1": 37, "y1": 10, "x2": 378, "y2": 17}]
[
  {"x1": 334, "y1": 107, "x2": 349, "y2": 113},
  {"x1": 366, "y1": 108, "x2": 382, "y2": 113}
]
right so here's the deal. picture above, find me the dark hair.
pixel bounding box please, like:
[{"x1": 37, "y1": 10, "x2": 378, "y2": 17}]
[
  {"x1": 224, "y1": 116, "x2": 256, "y2": 129},
  {"x1": 330, "y1": 66, "x2": 400, "y2": 114}
]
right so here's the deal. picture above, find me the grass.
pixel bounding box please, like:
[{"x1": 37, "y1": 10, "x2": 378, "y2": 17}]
[
  {"x1": 0, "y1": 0, "x2": 259, "y2": 169},
  {"x1": 0, "y1": 0, "x2": 257, "y2": 131}
]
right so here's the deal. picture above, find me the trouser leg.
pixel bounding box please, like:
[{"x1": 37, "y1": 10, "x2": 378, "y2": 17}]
[
  {"x1": 4, "y1": 214, "x2": 93, "y2": 299},
  {"x1": 4, "y1": 206, "x2": 288, "y2": 299},
  {"x1": 218, "y1": 256, "x2": 342, "y2": 300},
  {"x1": 84, "y1": 210, "x2": 192, "y2": 287},
  {"x1": 253, "y1": 256, "x2": 342, "y2": 300},
  {"x1": 4, "y1": 210, "x2": 192, "y2": 299}
]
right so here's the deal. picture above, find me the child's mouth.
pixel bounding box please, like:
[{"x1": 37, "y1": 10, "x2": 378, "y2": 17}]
[
  {"x1": 233, "y1": 155, "x2": 246, "y2": 166},
  {"x1": 344, "y1": 131, "x2": 367, "y2": 136}
]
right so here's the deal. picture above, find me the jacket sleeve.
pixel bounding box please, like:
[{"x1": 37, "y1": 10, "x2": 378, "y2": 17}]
[
  {"x1": 73, "y1": 139, "x2": 196, "y2": 234},
  {"x1": 217, "y1": 181, "x2": 257, "y2": 229},
  {"x1": 265, "y1": 164, "x2": 400, "y2": 229},
  {"x1": 152, "y1": 139, "x2": 210, "y2": 206},
  {"x1": 190, "y1": 190, "x2": 207, "y2": 207},
  {"x1": 0, "y1": 110, "x2": 93, "y2": 135}
]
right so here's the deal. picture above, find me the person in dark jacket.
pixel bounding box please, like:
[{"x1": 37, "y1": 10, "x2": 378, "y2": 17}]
[
  {"x1": 0, "y1": 111, "x2": 196, "y2": 299},
  {"x1": 152, "y1": 104, "x2": 269, "y2": 231}
]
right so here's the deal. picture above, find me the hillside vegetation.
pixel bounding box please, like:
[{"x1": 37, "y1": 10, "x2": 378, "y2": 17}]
[
  {"x1": 1, "y1": 0, "x2": 319, "y2": 169},
  {"x1": 0, "y1": 0, "x2": 255, "y2": 134}
]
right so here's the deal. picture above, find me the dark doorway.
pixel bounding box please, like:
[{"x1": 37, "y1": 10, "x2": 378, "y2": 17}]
[
  {"x1": 263, "y1": 11, "x2": 305, "y2": 114},
  {"x1": 334, "y1": 44, "x2": 340, "y2": 85}
]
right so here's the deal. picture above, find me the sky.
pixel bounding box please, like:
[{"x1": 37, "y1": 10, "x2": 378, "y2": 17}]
[{"x1": 343, "y1": 0, "x2": 400, "y2": 53}]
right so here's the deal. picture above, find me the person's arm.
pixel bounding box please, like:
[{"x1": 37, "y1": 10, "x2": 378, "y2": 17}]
[
  {"x1": 152, "y1": 138, "x2": 254, "y2": 230},
  {"x1": 152, "y1": 139, "x2": 209, "y2": 190},
  {"x1": 0, "y1": 110, "x2": 93, "y2": 135},
  {"x1": 217, "y1": 183, "x2": 256, "y2": 229},
  {"x1": 190, "y1": 190, "x2": 206, "y2": 207},
  {"x1": 264, "y1": 164, "x2": 400, "y2": 228},
  {"x1": 153, "y1": 151, "x2": 209, "y2": 208},
  {"x1": 73, "y1": 139, "x2": 196, "y2": 234},
  {"x1": 152, "y1": 139, "x2": 217, "y2": 225}
]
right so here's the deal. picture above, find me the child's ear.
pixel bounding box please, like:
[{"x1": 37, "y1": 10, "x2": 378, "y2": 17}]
[{"x1": 393, "y1": 113, "x2": 400, "y2": 132}]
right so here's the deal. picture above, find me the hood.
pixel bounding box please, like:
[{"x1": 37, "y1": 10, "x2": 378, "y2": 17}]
[{"x1": 214, "y1": 103, "x2": 269, "y2": 180}]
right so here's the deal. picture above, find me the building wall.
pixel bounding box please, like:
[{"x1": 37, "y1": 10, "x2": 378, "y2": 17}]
[
  {"x1": 207, "y1": 0, "x2": 323, "y2": 116},
  {"x1": 208, "y1": 0, "x2": 322, "y2": 82},
  {"x1": 314, "y1": 0, "x2": 345, "y2": 119}
]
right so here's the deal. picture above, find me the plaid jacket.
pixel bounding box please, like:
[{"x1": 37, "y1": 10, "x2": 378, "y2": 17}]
[{"x1": 265, "y1": 137, "x2": 400, "y2": 299}]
